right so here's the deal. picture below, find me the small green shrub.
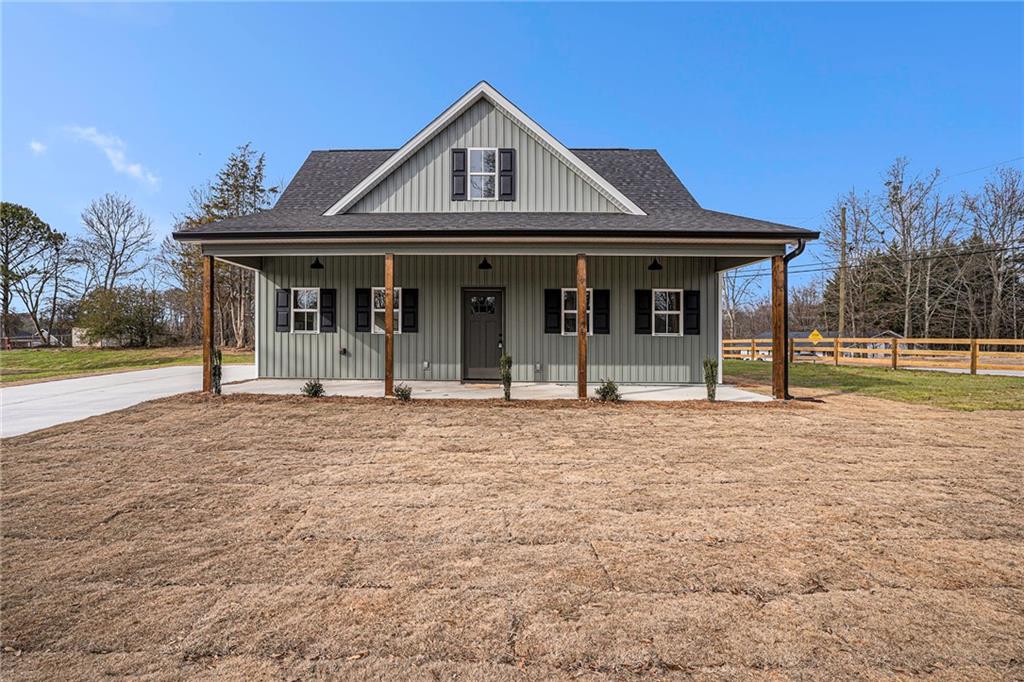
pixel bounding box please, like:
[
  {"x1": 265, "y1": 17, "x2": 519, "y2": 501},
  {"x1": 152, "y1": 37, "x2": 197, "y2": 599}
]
[
  {"x1": 498, "y1": 353, "x2": 513, "y2": 401},
  {"x1": 301, "y1": 378, "x2": 325, "y2": 398},
  {"x1": 393, "y1": 382, "x2": 413, "y2": 402},
  {"x1": 211, "y1": 348, "x2": 223, "y2": 396},
  {"x1": 703, "y1": 356, "x2": 718, "y2": 402},
  {"x1": 594, "y1": 378, "x2": 621, "y2": 402}
]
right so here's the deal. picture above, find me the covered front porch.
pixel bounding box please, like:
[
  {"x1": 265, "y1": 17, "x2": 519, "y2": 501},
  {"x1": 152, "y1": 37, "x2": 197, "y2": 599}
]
[
  {"x1": 199, "y1": 237, "x2": 801, "y2": 400},
  {"x1": 222, "y1": 378, "x2": 770, "y2": 402}
]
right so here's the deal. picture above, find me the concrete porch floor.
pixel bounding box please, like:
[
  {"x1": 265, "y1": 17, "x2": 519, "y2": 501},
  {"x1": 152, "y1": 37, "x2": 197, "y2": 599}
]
[{"x1": 222, "y1": 379, "x2": 771, "y2": 402}]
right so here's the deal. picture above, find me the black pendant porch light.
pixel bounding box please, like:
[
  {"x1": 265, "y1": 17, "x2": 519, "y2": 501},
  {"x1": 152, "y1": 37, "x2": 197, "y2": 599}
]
[
  {"x1": 310, "y1": 257, "x2": 325, "y2": 270},
  {"x1": 478, "y1": 258, "x2": 493, "y2": 270},
  {"x1": 647, "y1": 258, "x2": 663, "y2": 271}
]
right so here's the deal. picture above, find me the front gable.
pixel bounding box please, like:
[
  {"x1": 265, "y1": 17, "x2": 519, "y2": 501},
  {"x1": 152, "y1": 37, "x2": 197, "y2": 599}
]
[{"x1": 326, "y1": 82, "x2": 646, "y2": 216}]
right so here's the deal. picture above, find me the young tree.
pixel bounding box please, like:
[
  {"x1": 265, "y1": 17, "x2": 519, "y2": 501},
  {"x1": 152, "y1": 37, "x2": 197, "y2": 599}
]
[
  {"x1": 78, "y1": 193, "x2": 154, "y2": 291},
  {"x1": 0, "y1": 202, "x2": 55, "y2": 340}
]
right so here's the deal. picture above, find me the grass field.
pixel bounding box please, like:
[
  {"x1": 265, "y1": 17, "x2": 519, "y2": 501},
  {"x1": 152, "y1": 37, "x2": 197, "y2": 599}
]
[
  {"x1": 2, "y1": 394, "x2": 1021, "y2": 678},
  {"x1": 0, "y1": 347, "x2": 254, "y2": 385},
  {"x1": 724, "y1": 358, "x2": 1024, "y2": 411}
]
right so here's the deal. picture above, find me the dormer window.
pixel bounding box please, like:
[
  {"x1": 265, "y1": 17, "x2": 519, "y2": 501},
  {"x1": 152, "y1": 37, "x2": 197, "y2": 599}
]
[{"x1": 469, "y1": 148, "x2": 497, "y2": 199}]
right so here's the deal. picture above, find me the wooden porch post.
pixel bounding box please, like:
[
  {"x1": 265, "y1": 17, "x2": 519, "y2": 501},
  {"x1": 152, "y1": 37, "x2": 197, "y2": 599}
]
[
  {"x1": 202, "y1": 255, "x2": 215, "y2": 393},
  {"x1": 771, "y1": 255, "x2": 786, "y2": 399},
  {"x1": 384, "y1": 253, "x2": 394, "y2": 397},
  {"x1": 576, "y1": 253, "x2": 587, "y2": 399}
]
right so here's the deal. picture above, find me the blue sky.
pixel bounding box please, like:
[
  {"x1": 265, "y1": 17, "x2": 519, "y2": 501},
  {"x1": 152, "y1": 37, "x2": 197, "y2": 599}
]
[{"x1": 3, "y1": 2, "x2": 1021, "y2": 291}]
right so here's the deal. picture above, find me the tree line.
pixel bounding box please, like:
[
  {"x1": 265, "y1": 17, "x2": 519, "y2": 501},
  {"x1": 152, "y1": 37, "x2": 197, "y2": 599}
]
[
  {"x1": 0, "y1": 143, "x2": 276, "y2": 348},
  {"x1": 723, "y1": 160, "x2": 1023, "y2": 340}
]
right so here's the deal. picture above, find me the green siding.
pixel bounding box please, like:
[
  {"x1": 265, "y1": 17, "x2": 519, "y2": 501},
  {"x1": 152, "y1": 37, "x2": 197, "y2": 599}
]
[
  {"x1": 257, "y1": 255, "x2": 719, "y2": 384},
  {"x1": 350, "y1": 99, "x2": 621, "y2": 214}
]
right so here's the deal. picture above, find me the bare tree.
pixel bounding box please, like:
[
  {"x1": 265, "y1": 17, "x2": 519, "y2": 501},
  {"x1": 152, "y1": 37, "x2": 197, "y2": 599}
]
[
  {"x1": 78, "y1": 193, "x2": 154, "y2": 291},
  {"x1": 962, "y1": 167, "x2": 1024, "y2": 338},
  {"x1": 919, "y1": 192, "x2": 960, "y2": 337},
  {"x1": 11, "y1": 231, "x2": 74, "y2": 344},
  {"x1": 822, "y1": 191, "x2": 878, "y2": 337},
  {"x1": 721, "y1": 266, "x2": 760, "y2": 338},
  {"x1": 874, "y1": 158, "x2": 941, "y2": 336}
]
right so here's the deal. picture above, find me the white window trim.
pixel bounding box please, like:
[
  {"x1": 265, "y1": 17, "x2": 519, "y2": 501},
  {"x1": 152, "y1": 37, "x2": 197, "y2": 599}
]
[
  {"x1": 467, "y1": 147, "x2": 498, "y2": 201},
  {"x1": 371, "y1": 286, "x2": 403, "y2": 334},
  {"x1": 652, "y1": 288, "x2": 684, "y2": 337},
  {"x1": 561, "y1": 287, "x2": 594, "y2": 336},
  {"x1": 291, "y1": 287, "x2": 320, "y2": 334}
]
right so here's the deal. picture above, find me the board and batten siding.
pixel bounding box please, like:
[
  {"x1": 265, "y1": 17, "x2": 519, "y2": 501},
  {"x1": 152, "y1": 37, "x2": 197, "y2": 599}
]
[
  {"x1": 256, "y1": 255, "x2": 719, "y2": 384},
  {"x1": 350, "y1": 99, "x2": 621, "y2": 214}
]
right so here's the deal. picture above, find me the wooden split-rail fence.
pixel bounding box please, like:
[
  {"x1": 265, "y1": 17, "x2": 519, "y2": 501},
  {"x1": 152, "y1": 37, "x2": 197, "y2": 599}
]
[{"x1": 722, "y1": 337, "x2": 1024, "y2": 374}]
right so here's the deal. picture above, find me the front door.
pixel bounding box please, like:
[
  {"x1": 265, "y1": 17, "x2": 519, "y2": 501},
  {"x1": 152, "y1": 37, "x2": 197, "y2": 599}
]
[{"x1": 462, "y1": 289, "x2": 504, "y2": 381}]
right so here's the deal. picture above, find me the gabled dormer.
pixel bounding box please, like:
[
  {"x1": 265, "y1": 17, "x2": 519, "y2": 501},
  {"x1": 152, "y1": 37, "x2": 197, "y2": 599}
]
[{"x1": 324, "y1": 82, "x2": 647, "y2": 215}]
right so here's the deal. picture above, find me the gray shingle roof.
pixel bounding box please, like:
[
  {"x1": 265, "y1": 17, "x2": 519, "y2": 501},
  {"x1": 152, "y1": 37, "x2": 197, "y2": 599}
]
[{"x1": 175, "y1": 148, "x2": 817, "y2": 240}]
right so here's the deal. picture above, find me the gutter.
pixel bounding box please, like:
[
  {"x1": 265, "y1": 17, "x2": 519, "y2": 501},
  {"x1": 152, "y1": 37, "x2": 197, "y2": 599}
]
[{"x1": 781, "y1": 239, "x2": 807, "y2": 400}]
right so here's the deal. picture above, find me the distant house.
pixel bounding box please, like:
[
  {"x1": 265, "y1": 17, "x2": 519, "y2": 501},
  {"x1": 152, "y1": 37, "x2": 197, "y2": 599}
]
[{"x1": 174, "y1": 82, "x2": 818, "y2": 397}]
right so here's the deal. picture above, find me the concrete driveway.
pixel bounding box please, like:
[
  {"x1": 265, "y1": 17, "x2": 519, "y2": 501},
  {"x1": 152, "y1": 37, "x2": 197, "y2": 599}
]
[{"x1": 0, "y1": 365, "x2": 255, "y2": 438}]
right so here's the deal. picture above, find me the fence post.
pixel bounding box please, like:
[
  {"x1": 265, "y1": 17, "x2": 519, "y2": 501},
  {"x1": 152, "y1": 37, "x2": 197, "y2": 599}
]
[
  {"x1": 750, "y1": 339, "x2": 757, "y2": 361},
  {"x1": 890, "y1": 337, "x2": 898, "y2": 370},
  {"x1": 970, "y1": 338, "x2": 979, "y2": 375},
  {"x1": 789, "y1": 338, "x2": 795, "y2": 364},
  {"x1": 833, "y1": 338, "x2": 840, "y2": 366}
]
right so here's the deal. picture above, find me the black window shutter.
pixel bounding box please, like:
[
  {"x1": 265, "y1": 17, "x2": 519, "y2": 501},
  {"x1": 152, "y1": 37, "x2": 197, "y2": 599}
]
[
  {"x1": 683, "y1": 290, "x2": 700, "y2": 335},
  {"x1": 544, "y1": 289, "x2": 561, "y2": 334},
  {"x1": 319, "y1": 288, "x2": 336, "y2": 332},
  {"x1": 275, "y1": 289, "x2": 290, "y2": 332},
  {"x1": 498, "y1": 148, "x2": 516, "y2": 201},
  {"x1": 401, "y1": 288, "x2": 418, "y2": 333},
  {"x1": 451, "y1": 148, "x2": 467, "y2": 201},
  {"x1": 355, "y1": 288, "x2": 371, "y2": 332},
  {"x1": 634, "y1": 289, "x2": 652, "y2": 335},
  {"x1": 593, "y1": 289, "x2": 610, "y2": 334}
]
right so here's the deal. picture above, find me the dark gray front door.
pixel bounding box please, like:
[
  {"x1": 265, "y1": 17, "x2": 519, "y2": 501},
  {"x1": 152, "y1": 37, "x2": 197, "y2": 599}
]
[{"x1": 462, "y1": 289, "x2": 503, "y2": 381}]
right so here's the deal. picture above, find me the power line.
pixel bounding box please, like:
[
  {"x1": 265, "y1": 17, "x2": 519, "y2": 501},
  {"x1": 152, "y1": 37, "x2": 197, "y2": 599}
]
[{"x1": 727, "y1": 243, "x2": 1022, "y2": 280}]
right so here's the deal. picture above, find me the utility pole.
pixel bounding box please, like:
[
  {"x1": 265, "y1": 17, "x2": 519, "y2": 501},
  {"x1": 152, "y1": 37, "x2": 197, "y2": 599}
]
[{"x1": 838, "y1": 205, "x2": 847, "y2": 338}]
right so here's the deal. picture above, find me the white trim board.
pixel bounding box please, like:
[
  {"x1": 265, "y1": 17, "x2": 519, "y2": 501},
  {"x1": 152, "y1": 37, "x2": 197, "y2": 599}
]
[{"x1": 322, "y1": 81, "x2": 647, "y2": 217}]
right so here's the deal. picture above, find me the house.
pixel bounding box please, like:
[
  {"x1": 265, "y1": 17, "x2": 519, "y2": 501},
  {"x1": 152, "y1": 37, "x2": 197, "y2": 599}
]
[{"x1": 174, "y1": 82, "x2": 818, "y2": 399}]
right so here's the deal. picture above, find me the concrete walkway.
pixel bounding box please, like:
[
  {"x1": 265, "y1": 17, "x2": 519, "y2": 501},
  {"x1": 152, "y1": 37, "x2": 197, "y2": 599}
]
[
  {"x1": 1, "y1": 365, "x2": 256, "y2": 438},
  {"x1": 223, "y1": 378, "x2": 771, "y2": 402}
]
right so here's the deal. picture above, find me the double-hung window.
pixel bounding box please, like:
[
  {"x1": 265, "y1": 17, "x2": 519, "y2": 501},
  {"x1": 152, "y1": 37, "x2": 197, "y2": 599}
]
[
  {"x1": 292, "y1": 288, "x2": 320, "y2": 333},
  {"x1": 652, "y1": 289, "x2": 682, "y2": 335},
  {"x1": 371, "y1": 287, "x2": 402, "y2": 334},
  {"x1": 469, "y1": 148, "x2": 497, "y2": 199},
  {"x1": 561, "y1": 288, "x2": 593, "y2": 335}
]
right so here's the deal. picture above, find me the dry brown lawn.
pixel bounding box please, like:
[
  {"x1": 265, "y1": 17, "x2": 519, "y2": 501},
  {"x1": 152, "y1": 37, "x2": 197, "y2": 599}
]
[{"x1": 2, "y1": 390, "x2": 1023, "y2": 680}]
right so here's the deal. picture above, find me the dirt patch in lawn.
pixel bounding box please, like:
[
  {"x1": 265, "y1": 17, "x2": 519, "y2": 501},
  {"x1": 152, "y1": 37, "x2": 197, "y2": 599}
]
[{"x1": 2, "y1": 392, "x2": 1022, "y2": 678}]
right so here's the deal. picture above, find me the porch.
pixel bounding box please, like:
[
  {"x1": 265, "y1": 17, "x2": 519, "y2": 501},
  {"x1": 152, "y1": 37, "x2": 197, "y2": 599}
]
[
  {"x1": 199, "y1": 241, "x2": 799, "y2": 400},
  {"x1": 222, "y1": 378, "x2": 770, "y2": 402}
]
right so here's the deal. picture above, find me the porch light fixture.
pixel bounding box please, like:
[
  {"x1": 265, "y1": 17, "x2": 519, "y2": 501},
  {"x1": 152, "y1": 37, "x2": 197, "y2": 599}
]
[
  {"x1": 310, "y1": 257, "x2": 324, "y2": 270},
  {"x1": 647, "y1": 258, "x2": 663, "y2": 271},
  {"x1": 478, "y1": 258, "x2": 493, "y2": 270}
]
